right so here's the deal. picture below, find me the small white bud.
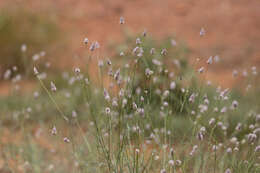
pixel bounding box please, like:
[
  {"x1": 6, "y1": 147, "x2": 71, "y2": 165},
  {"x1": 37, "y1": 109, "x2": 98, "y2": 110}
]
[
  {"x1": 161, "y1": 48, "x2": 167, "y2": 56},
  {"x1": 33, "y1": 67, "x2": 39, "y2": 75},
  {"x1": 198, "y1": 67, "x2": 204, "y2": 73},
  {"x1": 200, "y1": 27, "x2": 206, "y2": 36},
  {"x1": 119, "y1": 16, "x2": 125, "y2": 24},
  {"x1": 72, "y1": 110, "x2": 77, "y2": 118},
  {"x1": 136, "y1": 37, "x2": 142, "y2": 45},
  {"x1": 84, "y1": 38, "x2": 89, "y2": 45},
  {"x1": 225, "y1": 168, "x2": 231, "y2": 173},
  {"x1": 175, "y1": 160, "x2": 182, "y2": 166},
  {"x1": 21, "y1": 44, "x2": 27, "y2": 52},
  {"x1": 207, "y1": 56, "x2": 213, "y2": 64},
  {"x1": 74, "y1": 67, "x2": 81, "y2": 74},
  {"x1": 170, "y1": 81, "x2": 176, "y2": 90},
  {"x1": 63, "y1": 137, "x2": 70, "y2": 143},
  {"x1": 50, "y1": 81, "x2": 57, "y2": 92},
  {"x1": 51, "y1": 126, "x2": 57, "y2": 135}
]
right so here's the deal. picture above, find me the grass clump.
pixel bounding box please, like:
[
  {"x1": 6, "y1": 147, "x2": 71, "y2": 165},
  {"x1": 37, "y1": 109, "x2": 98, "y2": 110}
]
[{"x1": 0, "y1": 22, "x2": 259, "y2": 173}]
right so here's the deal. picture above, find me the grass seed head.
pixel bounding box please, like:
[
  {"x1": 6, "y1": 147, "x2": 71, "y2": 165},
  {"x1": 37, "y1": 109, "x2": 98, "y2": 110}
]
[
  {"x1": 50, "y1": 81, "x2": 57, "y2": 92},
  {"x1": 119, "y1": 16, "x2": 125, "y2": 24},
  {"x1": 63, "y1": 137, "x2": 70, "y2": 143}
]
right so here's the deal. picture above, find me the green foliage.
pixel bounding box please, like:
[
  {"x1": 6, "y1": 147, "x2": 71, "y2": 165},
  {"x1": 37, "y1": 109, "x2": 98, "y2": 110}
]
[
  {"x1": 111, "y1": 35, "x2": 192, "y2": 115},
  {"x1": 0, "y1": 34, "x2": 259, "y2": 173}
]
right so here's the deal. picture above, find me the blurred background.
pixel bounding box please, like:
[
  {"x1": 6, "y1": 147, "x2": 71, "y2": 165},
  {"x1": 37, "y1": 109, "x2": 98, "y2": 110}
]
[{"x1": 0, "y1": 0, "x2": 260, "y2": 95}]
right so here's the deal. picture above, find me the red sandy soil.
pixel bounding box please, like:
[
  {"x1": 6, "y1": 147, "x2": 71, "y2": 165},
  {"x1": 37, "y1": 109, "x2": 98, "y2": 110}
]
[{"x1": 0, "y1": 0, "x2": 260, "y2": 94}]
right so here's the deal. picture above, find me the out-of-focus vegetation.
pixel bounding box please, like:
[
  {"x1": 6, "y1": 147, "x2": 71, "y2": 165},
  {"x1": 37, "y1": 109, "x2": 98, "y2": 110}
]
[
  {"x1": 0, "y1": 31, "x2": 259, "y2": 173},
  {"x1": 0, "y1": 7, "x2": 59, "y2": 77}
]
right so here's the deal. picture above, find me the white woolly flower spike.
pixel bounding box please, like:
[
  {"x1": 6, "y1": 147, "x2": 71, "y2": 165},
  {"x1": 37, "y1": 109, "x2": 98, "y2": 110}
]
[
  {"x1": 51, "y1": 126, "x2": 57, "y2": 135},
  {"x1": 198, "y1": 67, "x2": 204, "y2": 73},
  {"x1": 207, "y1": 56, "x2": 213, "y2": 64},
  {"x1": 200, "y1": 27, "x2": 206, "y2": 36},
  {"x1": 119, "y1": 16, "x2": 125, "y2": 24},
  {"x1": 63, "y1": 137, "x2": 70, "y2": 143},
  {"x1": 33, "y1": 66, "x2": 39, "y2": 75},
  {"x1": 21, "y1": 44, "x2": 27, "y2": 52},
  {"x1": 50, "y1": 81, "x2": 57, "y2": 92},
  {"x1": 225, "y1": 168, "x2": 231, "y2": 173},
  {"x1": 74, "y1": 67, "x2": 81, "y2": 74},
  {"x1": 84, "y1": 38, "x2": 89, "y2": 45}
]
